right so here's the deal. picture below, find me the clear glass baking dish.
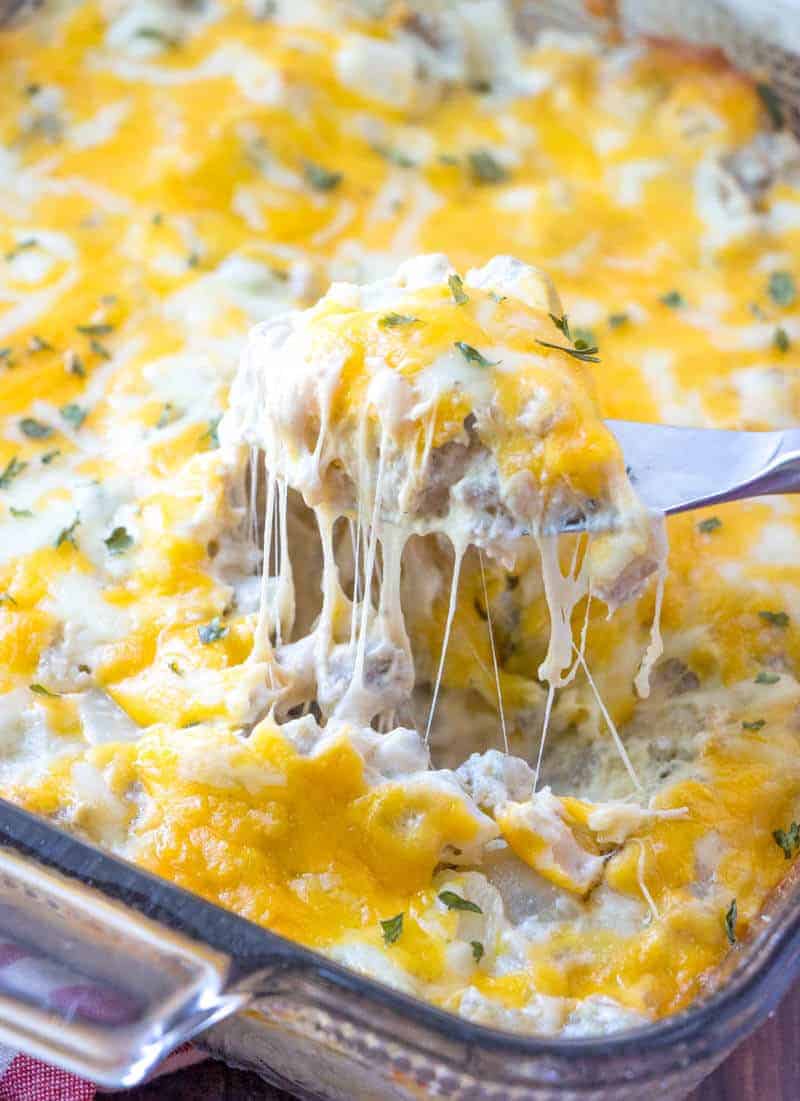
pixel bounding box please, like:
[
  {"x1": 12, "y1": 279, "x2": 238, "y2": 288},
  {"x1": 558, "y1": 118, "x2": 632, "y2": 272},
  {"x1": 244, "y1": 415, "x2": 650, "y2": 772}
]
[{"x1": 0, "y1": 1, "x2": 799, "y2": 1098}]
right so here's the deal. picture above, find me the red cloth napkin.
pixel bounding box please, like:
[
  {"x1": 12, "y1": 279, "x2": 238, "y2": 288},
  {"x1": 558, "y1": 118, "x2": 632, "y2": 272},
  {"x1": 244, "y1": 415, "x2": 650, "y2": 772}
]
[
  {"x1": 0, "y1": 937, "x2": 208, "y2": 1097},
  {"x1": 0, "y1": 1047, "x2": 206, "y2": 1100}
]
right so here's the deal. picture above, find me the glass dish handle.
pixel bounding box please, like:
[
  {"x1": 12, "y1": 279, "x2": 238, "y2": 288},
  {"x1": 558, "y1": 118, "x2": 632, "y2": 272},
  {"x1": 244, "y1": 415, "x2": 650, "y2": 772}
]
[{"x1": 0, "y1": 842, "x2": 251, "y2": 1087}]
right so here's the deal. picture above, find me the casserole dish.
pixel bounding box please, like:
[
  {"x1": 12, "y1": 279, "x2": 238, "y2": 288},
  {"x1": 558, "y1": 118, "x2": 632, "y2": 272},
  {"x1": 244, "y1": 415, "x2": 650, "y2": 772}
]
[{"x1": 0, "y1": 1, "x2": 799, "y2": 1098}]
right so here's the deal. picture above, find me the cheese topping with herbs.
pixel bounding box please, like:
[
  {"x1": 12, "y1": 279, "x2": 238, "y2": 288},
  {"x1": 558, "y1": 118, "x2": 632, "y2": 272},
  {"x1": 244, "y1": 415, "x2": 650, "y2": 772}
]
[{"x1": 1, "y1": 0, "x2": 800, "y2": 1037}]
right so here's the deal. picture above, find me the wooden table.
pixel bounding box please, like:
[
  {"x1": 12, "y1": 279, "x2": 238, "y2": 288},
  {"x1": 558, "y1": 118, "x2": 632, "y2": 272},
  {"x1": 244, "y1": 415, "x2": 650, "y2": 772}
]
[{"x1": 122, "y1": 980, "x2": 800, "y2": 1100}]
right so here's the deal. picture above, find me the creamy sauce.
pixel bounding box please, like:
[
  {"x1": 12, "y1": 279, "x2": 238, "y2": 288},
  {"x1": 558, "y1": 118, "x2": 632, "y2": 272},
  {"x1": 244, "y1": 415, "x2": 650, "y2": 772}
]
[{"x1": 1, "y1": 0, "x2": 799, "y2": 1037}]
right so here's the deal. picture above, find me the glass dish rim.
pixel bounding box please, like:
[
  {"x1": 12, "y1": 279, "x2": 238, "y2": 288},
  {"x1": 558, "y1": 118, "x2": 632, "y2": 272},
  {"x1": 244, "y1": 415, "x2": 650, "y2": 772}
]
[
  {"x1": 4, "y1": 795, "x2": 800, "y2": 1073},
  {"x1": 2, "y1": 0, "x2": 800, "y2": 1084}
]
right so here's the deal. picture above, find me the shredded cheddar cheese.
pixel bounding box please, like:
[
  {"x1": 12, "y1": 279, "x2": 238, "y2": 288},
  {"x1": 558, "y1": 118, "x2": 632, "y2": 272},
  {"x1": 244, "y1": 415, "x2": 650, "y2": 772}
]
[{"x1": 1, "y1": 0, "x2": 800, "y2": 1037}]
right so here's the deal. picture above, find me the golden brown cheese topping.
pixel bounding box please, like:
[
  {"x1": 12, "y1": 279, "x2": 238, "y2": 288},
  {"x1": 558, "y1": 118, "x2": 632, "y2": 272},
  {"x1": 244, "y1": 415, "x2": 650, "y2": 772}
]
[{"x1": 1, "y1": 0, "x2": 800, "y2": 1037}]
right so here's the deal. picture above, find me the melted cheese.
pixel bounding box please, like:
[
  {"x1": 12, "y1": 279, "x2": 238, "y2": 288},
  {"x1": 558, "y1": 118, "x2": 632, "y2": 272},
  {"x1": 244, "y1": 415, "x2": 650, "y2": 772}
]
[{"x1": 1, "y1": 0, "x2": 800, "y2": 1040}]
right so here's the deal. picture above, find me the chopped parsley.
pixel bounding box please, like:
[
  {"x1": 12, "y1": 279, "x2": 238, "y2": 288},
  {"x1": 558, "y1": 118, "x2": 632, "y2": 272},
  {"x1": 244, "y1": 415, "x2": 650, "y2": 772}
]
[
  {"x1": 536, "y1": 337, "x2": 600, "y2": 364},
  {"x1": 467, "y1": 149, "x2": 508, "y2": 185},
  {"x1": 724, "y1": 898, "x2": 738, "y2": 945},
  {"x1": 742, "y1": 719, "x2": 765, "y2": 731},
  {"x1": 304, "y1": 161, "x2": 342, "y2": 192},
  {"x1": 28, "y1": 335, "x2": 52, "y2": 353},
  {"x1": 774, "y1": 327, "x2": 790, "y2": 354},
  {"x1": 573, "y1": 326, "x2": 597, "y2": 348},
  {"x1": 0, "y1": 348, "x2": 12, "y2": 363},
  {"x1": 55, "y1": 515, "x2": 80, "y2": 548},
  {"x1": 104, "y1": 526, "x2": 133, "y2": 555},
  {"x1": 454, "y1": 341, "x2": 498, "y2": 369},
  {"x1": 697, "y1": 516, "x2": 721, "y2": 534},
  {"x1": 660, "y1": 290, "x2": 685, "y2": 309},
  {"x1": 755, "y1": 670, "x2": 780, "y2": 685},
  {"x1": 134, "y1": 26, "x2": 180, "y2": 48},
  {"x1": 203, "y1": 415, "x2": 222, "y2": 448},
  {"x1": 0, "y1": 456, "x2": 27, "y2": 489},
  {"x1": 0, "y1": 593, "x2": 17, "y2": 606},
  {"x1": 537, "y1": 313, "x2": 600, "y2": 363},
  {"x1": 41, "y1": 449, "x2": 60, "y2": 465},
  {"x1": 371, "y1": 143, "x2": 416, "y2": 168},
  {"x1": 759, "y1": 610, "x2": 789, "y2": 628},
  {"x1": 470, "y1": 940, "x2": 484, "y2": 963},
  {"x1": 773, "y1": 821, "x2": 800, "y2": 860},
  {"x1": 76, "y1": 322, "x2": 114, "y2": 336},
  {"x1": 4, "y1": 238, "x2": 37, "y2": 262},
  {"x1": 380, "y1": 912, "x2": 404, "y2": 946},
  {"x1": 379, "y1": 313, "x2": 418, "y2": 328},
  {"x1": 448, "y1": 273, "x2": 469, "y2": 305},
  {"x1": 29, "y1": 683, "x2": 59, "y2": 698},
  {"x1": 19, "y1": 417, "x2": 52, "y2": 440},
  {"x1": 157, "y1": 403, "x2": 176, "y2": 429},
  {"x1": 9, "y1": 507, "x2": 32, "y2": 519},
  {"x1": 198, "y1": 617, "x2": 228, "y2": 644},
  {"x1": 66, "y1": 351, "x2": 86, "y2": 378},
  {"x1": 438, "y1": 890, "x2": 483, "y2": 914},
  {"x1": 60, "y1": 404, "x2": 86, "y2": 430},
  {"x1": 91, "y1": 338, "x2": 111, "y2": 360},
  {"x1": 756, "y1": 82, "x2": 785, "y2": 130},
  {"x1": 608, "y1": 312, "x2": 629, "y2": 328},
  {"x1": 768, "y1": 271, "x2": 796, "y2": 308}
]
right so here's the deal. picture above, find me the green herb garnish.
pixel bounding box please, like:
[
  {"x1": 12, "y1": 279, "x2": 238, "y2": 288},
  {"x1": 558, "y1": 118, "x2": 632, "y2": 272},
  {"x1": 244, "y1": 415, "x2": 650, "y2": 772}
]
[
  {"x1": 105, "y1": 526, "x2": 133, "y2": 555},
  {"x1": 724, "y1": 898, "x2": 738, "y2": 945},
  {"x1": 380, "y1": 913, "x2": 404, "y2": 946},
  {"x1": 608, "y1": 312, "x2": 629, "y2": 328},
  {"x1": 28, "y1": 335, "x2": 52, "y2": 353},
  {"x1": 379, "y1": 313, "x2": 418, "y2": 328},
  {"x1": 76, "y1": 322, "x2": 113, "y2": 336},
  {"x1": 55, "y1": 515, "x2": 80, "y2": 548},
  {"x1": 438, "y1": 890, "x2": 482, "y2": 914},
  {"x1": 304, "y1": 161, "x2": 342, "y2": 192},
  {"x1": 660, "y1": 290, "x2": 685, "y2": 309},
  {"x1": 5, "y1": 238, "x2": 37, "y2": 262},
  {"x1": 66, "y1": 351, "x2": 86, "y2": 378},
  {"x1": 20, "y1": 417, "x2": 52, "y2": 440},
  {"x1": 91, "y1": 338, "x2": 111, "y2": 360},
  {"x1": 0, "y1": 456, "x2": 27, "y2": 489},
  {"x1": 371, "y1": 143, "x2": 416, "y2": 168},
  {"x1": 168, "y1": 660, "x2": 183, "y2": 676},
  {"x1": 471, "y1": 940, "x2": 485, "y2": 963},
  {"x1": 203, "y1": 415, "x2": 222, "y2": 448},
  {"x1": 198, "y1": 617, "x2": 228, "y2": 644},
  {"x1": 467, "y1": 149, "x2": 508, "y2": 185},
  {"x1": 0, "y1": 593, "x2": 17, "y2": 605},
  {"x1": 697, "y1": 516, "x2": 721, "y2": 534},
  {"x1": 537, "y1": 313, "x2": 600, "y2": 362},
  {"x1": 41, "y1": 449, "x2": 60, "y2": 465},
  {"x1": 768, "y1": 271, "x2": 796, "y2": 308},
  {"x1": 60, "y1": 404, "x2": 86, "y2": 430},
  {"x1": 755, "y1": 670, "x2": 780, "y2": 685},
  {"x1": 454, "y1": 341, "x2": 498, "y2": 369},
  {"x1": 29, "y1": 683, "x2": 59, "y2": 698},
  {"x1": 759, "y1": 610, "x2": 789, "y2": 628},
  {"x1": 756, "y1": 82, "x2": 785, "y2": 130},
  {"x1": 773, "y1": 822, "x2": 800, "y2": 860},
  {"x1": 448, "y1": 273, "x2": 469, "y2": 305},
  {"x1": 742, "y1": 719, "x2": 765, "y2": 731},
  {"x1": 9, "y1": 507, "x2": 32, "y2": 519},
  {"x1": 536, "y1": 337, "x2": 600, "y2": 364},
  {"x1": 134, "y1": 27, "x2": 180, "y2": 48},
  {"x1": 157, "y1": 403, "x2": 176, "y2": 429},
  {"x1": 774, "y1": 327, "x2": 790, "y2": 354}
]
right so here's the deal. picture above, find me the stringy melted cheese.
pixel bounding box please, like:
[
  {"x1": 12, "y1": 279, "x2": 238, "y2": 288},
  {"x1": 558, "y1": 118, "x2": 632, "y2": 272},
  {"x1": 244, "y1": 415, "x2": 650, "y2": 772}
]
[{"x1": 2, "y1": 0, "x2": 800, "y2": 1038}]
